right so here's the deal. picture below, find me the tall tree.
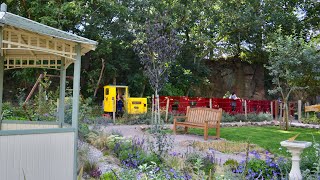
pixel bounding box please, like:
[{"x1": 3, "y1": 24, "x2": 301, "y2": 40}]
[
  {"x1": 265, "y1": 31, "x2": 320, "y2": 130},
  {"x1": 134, "y1": 16, "x2": 180, "y2": 124}
]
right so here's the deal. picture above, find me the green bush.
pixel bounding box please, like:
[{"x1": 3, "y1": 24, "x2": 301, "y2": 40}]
[
  {"x1": 2, "y1": 102, "x2": 29, "y2": 120},
  {"x1": 301, "y1": 113, "x2": 320, "y2": 124},
  {"x1": 247, "y1": 113, "x2": 272, "y2": 122},
  {"x1": 234, "y1": 114, "x2": 247, "y2": 122},
  {"x1": 257, "y1": 113, "x2": 273, "y2": 122},
  {"x1": 223, "y1": 159, "x2": 239, "y2": 171},
  {"x1": 101, "y1": 172, "x2": 117, "y2": 180},
  {"x1": 78, "y1": 123, "x2": 90, "y2": 140},
  {"x1": 221, "y1": 112, "x2": 236, "y2": 122}
]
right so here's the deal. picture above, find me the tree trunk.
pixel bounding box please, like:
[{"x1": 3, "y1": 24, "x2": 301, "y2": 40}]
[
  {"x1": 93, "y1": 58, "x2": 105, "y2": 98},
  {"x1": 113, "y1": 77, "x2": 116, "y2": 85},
  {"x1": 283, "y1": 100, "x2": 289, "y2": 130},
  {"x1": 140, "y1": 81, "x2": 146, "y2": 97}
]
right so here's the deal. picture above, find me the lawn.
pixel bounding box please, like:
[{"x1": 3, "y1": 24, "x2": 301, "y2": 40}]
[{"x1": 188, "y1": 126, "x2": 320, "y2": 156}]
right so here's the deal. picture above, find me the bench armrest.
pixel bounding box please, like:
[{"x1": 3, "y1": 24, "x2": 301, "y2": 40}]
[{"x1": 174, "y1": 116, "x2": 187, "y2": 119}]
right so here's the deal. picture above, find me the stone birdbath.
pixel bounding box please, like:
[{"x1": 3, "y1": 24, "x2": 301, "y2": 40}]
[{"x1": 280, "y1": 140, "x2": 312, "y2": 180}]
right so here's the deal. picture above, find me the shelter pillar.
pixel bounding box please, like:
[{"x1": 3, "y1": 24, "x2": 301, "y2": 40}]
[
  {"x1": 0, "y1": 26, "x2": 4, "y2": 118},
  {"x1": 72, "y1": 43, "x2": 81, "y2": 180},
  {"x1": 58, "y1": 58, "x2": 66, "y2": 127}
]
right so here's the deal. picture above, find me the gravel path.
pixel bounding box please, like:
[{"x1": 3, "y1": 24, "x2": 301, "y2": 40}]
[{"x1": 97, "y1": 124, "x2": 249, "y2": 165}]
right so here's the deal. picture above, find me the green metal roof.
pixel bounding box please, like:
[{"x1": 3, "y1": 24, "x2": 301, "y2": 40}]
[{"x1": 0, "y1": 11, "x2": 97, "y2": 48}]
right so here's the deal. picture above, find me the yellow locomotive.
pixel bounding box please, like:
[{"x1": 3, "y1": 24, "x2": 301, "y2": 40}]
[{"x1": 103, "y1": 85, "x2": 147, "y2": 115}]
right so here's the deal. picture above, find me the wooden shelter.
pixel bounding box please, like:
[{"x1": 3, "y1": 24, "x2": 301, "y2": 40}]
[{"x1": 0, "y1": 3, "x2": 97, "y2": 180}]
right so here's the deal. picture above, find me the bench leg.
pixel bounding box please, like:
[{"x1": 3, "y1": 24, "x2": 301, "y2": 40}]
[
  {"x1": 216, "y1": 123, "x2": 220, "y2": 139},
  {"x1": 173, "y1": 118, "x2": 177, "y2": 134},
  {"x1": 184, "y1": 127, "x2": 188, "y2": 134},
  {"x1": 204, "y1": 121, "x2": 208, "y2": 140}
]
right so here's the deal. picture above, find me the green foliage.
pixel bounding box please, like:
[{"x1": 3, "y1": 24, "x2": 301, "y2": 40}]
[
  {"x1": 79, "y1": 123, "x2": 90, "y2": 141},
  {"x1": 2, "y1": 102, "x2": 28, "y2": 120},
  {"x1": 246, "y1": 158, "x2": 271, "y2": 177},
  {"x1": 266, "y1": 31, "x2": 320, "y2": 130},
  {"x1": 221, "y1": 112, "x2": 236, "y2": 122},
  {"x1": 3, "y1": 0, "x2": 319, "y2": 103},
  {"x1": 224, "y1": 159, "x2": 239, "y2": 171},
  {"x1": 221, "y1": 112, "x2": 272, "y2": 122},
  {"x1": 302, "y1": 113, "x2": 320, "y2": 124},
  {"x1": 147, "y1": 126, "x2": 174, "y2": 159},
  {"x1": 100, "y1": 172, "x2": 117, "y2": 180}
]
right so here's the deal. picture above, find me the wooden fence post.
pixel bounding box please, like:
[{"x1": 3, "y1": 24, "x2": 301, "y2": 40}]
[
  {"x1": 275, "y1": 100, "x2": 278, "y2": 121},
  {"x1": 270, "y1": 101, "x2": 273, "y2": 117},
  {"x1": 165, "y1": 97, "x2": 169, "y2": 122},
  {"x1": 209, "y1": 99, "x2": 212, "y2": 109},
  {"x1": 298, "y1": 100, "x2": 302, "y2": 122},
  {"x1": 305, "y1": 102, "x2": 309, "y2": 119},
  {"x1": 112, "y1": 98, "x2": 115, "y2": 124},
  {"x1": 279, "y1": 103, "x2": 283, "y2": 119},
  {"x1": 244, "y1": 100, "x2": 247, "y2": 120},
  {"x1": 152, "y1": 94, "x2": 154, "y2": 124}
]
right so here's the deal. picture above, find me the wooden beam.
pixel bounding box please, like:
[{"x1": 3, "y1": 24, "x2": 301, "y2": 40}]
[
  {"x1": 71, "y1": 43, "x2": 81, "y2": 180},
  {"x1": 0, "y1": 26, "x2": 4, "y2": 123},
  {"x1": 58, "y1": 58, "x2": 66, "y2": 128}
]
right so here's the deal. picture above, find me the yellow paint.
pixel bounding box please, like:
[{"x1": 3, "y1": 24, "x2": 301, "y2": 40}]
[
  {"x1": 127, "y1": 98, "x2": 148, "y2": 114},
  {"x1": 103, "y1": 85, "x2": 147, "y2": 114},
  {"x1": 305, "y1": 104, "x2": 320, "y2": 112},
  {"x1": 287, "y1": 133, "x2": 300, "y2": 142}
]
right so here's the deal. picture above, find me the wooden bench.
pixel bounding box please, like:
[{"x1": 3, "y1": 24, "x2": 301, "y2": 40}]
[
  {"x1": 305, "y1": 104, "x2": 320, "y2": 112},
  {"x1": 173, "y1": 107, "x2": 222, "y2": 140}
]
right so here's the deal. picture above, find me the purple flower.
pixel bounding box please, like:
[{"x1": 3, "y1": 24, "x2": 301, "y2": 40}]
[
  {"x1": 250, "y1": 150, "x2": 261, "y2": 159},
  {"x1": 89, "y1": 167, "x2": 102, "y2": 178}
]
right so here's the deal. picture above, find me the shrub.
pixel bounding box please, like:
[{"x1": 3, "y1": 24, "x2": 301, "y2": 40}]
[
  {"x1": 257, "y1": 113, "x2": 273, "y2": 122},
  {"x1": 221, "y1": 112, "x2": 236, "y2": 122},
  {"x1": 147, "y1": 126, "x2": 173, "y2": 160},
  {"x1": 77, "y1": 142, "x2": 102, "y2": 179},
  {"x1": 79, "y1": 123, "x2": 90, "y2": 140},
  {"x1": 234, "y1": 151, "x2": 289, "y2": 179},
  {"x1": 233, "y1": 114, "x2": 247, "y2": 122},
  {"x1": 302, "y1": 113, "x2": 320, "y2": 124},
  {"x1": 223, "y1": 159, "x2": 239, "y2": 171},
  {"x1": 302, "y1": 137, "x2": 320, "y2": 179},
  {"x1": 101, "y1": 171, "x2": 117, "y2": 180},
  {"x1": 202, "y1": 150, "x2": 216, "y2": 175}
]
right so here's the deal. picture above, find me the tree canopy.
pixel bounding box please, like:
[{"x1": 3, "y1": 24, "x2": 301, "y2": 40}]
[{"x1": 2, "y1": 0, "x2": 319, "y2": 102}]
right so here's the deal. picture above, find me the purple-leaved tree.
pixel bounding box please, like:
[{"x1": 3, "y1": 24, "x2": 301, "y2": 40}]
[{"x1": 134, "y1": 18, "x2": 180, "y2": 124}]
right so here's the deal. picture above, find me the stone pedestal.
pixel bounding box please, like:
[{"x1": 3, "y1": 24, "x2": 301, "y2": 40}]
[{"x1": 280, "y1": 140, "x2": 312, "y2": 180}]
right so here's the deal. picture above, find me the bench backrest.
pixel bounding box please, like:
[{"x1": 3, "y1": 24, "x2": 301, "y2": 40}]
[
  {"x1": 305, "y1": 104, "x2": 320, "y2": 112},
  {"x1": 186, "y1": 107, "x2": 222, "y2": 126}
]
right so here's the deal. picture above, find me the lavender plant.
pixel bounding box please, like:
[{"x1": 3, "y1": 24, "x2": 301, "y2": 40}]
[
  {"x1": 233, "y1": 150, "x2": 289, "y2": 179},
  {"x1": 302, "y1": 137, "x2": 320, "y2": 179}
]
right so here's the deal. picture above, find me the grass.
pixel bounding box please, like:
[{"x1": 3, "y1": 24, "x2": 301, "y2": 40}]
[{"x1": 187, "y1": 126, "x2": 320, "y2": 156}]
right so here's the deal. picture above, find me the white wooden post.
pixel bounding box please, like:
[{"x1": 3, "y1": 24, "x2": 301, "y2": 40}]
[
  {"x1": 209, "y1": 98, "x2": 212, "y2": 109},
  {"x1": 112, "y1": 98, "x2": 115, "y2": 123},
  {"x1": 244, "y1": 100, "x2": 247, "y2": 120},
  {"x1": 275, "y1": 100, "x2": 278, "y2": 121},
  {"x1": 152, "y1": 94, "x2": 154, "y2": 124},
  {"x1": 0, "y1": 26, "x2": 4, "y2": 121},
  {"x1": 305, "y1": 102, "x2": 310, "y2": 119},
  {"x1": 165, "y1": 97, "x2": 169, "y2": 122},
  {"x1": 71, "y1": 43, "x2": 81, "y2": 180},
  {"x1": 270, "y1": 101, "x2": 273, "y2": 117},
  {"x1": 58, "y1": 58, "x2": 66, "y2": 127},
  {"x1": 298, "y1": 100, "x2": 302, "y2": 122},
  {"x1": 280, "y1": 103, "x2": 283, "y2": 121},
  {"x1": 157, "y1": 94, "x2": 161, "y2": 124}
]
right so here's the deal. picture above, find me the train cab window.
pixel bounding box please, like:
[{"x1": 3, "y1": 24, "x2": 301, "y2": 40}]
[{"x1": 105, "y1": 88, "x2": 109, "y2": 95}]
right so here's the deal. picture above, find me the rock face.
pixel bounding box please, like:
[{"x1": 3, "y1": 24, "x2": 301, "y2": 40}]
[{"x1": 194, "y1": 58, "x2": 266, "y2": 99}]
